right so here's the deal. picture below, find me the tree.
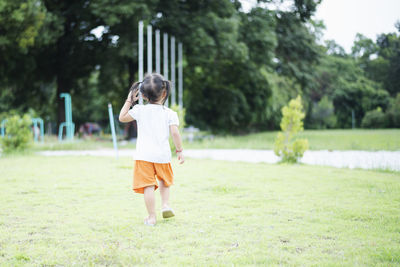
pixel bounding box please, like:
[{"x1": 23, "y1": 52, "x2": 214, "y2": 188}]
[
  {"x1": 332, "y1": 77, "x2": 389, "y2": 128},
  {"x1": 0, "y1": 0, "x2": 328, "y2": 133},
  {"x1": 325, "y1": 40, "x2": 346, "y2": 57},
  {"x1": 152, "y1": 0, "x2": 276, "y2": 132},
  {"x1": 352, "y1": 29, "x2": 400, "y2": 97},
  {"x1": 274, "y1": 12, "x2": 321, "y2": 91},
  {"x1": 274, "y1": 95, "x2": 308, "y2": 163},
  {"x1": 0, "y1": 0, "x2": 48, "y2": 114}
]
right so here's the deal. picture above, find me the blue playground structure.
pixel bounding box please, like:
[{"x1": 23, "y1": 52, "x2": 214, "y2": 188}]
[
  {"x1": 108, "y1": 103, "x2": 118, "y2": 159},
  {"x1": 32, "y1": 118, "x2": 44, "y2": 142},
  {"x1": 1, "y1": 117, "x2": 44, "y2": 143},
  {"x1": 1, "y1": 119, "x2": 7, "y2": 138},
  {"x1": 58, "y1": 93, "x2": 75, "y2": 141}
]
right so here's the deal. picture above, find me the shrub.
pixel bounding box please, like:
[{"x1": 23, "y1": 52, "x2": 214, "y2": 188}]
[
  {"x1": 274, "y1": 95, "x2": 309, "y2": 163},
  {"x1": 361, "y1": 107, "x2": 388, "y2": 128},
  {"x1": 309, "y1": 96, "x2": 337, "y2": 129},
  {"x1": 387, "y1": 93, "x2": 400, "y2": 128},
  {"x1": 1, "y1": 114, "x2": 32, "y2": 154}
]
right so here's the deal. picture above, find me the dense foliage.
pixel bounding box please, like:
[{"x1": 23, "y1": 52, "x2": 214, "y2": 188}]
[
  {"x1": 0, "y1": 0, "x2": 399, "y2": 133},
  {"x1": 0, "y1": 114, "x2": 32, "y2": 153}
]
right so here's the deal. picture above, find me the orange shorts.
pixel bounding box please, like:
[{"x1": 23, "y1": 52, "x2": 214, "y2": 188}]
[{"x1": 133, "y1": 160, "x2": 174, "y2": 194}]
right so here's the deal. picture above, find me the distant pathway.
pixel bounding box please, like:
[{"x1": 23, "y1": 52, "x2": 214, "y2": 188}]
[{"x1": 38, "y1": 149, "x2": 400, "y2": 171}]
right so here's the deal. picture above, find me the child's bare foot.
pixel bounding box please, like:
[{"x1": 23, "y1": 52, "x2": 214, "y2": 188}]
[{"x1": 144, "y1": 215, "x2": 156, "y2": 226}]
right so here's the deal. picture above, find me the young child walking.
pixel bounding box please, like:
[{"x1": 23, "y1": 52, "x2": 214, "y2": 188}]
[{"x1": 119, "y1": 73, "x2": 184, "y2": 226}]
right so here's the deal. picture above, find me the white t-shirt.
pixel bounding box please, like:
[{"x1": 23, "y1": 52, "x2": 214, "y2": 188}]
[{"x1": 128, "y1": 104, "x2": 179, "y2": 163}]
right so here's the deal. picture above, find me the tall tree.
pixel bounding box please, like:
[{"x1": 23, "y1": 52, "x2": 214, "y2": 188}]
[{"x1": 0, "y1": 0, "x2": 48, "y2": 113}]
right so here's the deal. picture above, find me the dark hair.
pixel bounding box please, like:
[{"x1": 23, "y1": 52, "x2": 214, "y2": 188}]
[{"x1": 129, "y1": 73, "x2": 170, "y2": 105}]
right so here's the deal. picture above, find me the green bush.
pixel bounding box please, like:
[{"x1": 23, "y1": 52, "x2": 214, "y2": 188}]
[
  {"x1": 387, "y1": 93, "x2": 400, "y2": 128},
  {"x1": 1, "y1": 114, "x2": 32, "y2": 154},
  {"x1": 274, "y1": 96, "x2": 309, "y2": 163},
  {"x1": 309, "y1": 96, "x2": 337, "y2": 129},
  {"x1": 361, "y1": 107, "x2": 388, "y2": 128}
]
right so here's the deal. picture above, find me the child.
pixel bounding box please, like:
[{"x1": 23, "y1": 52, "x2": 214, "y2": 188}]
[{"x1": 119, "y1": 73, "x2": 184, "y2": 226}]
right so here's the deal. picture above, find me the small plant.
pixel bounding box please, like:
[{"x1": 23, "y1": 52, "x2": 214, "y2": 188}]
[
  {"x1": 274, "y1": 95, "x2": 309, "y2": 163},
  {"x1": 1, "y1": 114, "x2": 32, "y2": 154}
]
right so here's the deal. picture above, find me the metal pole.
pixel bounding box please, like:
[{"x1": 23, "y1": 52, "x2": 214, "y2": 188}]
[
  {"x1": 64, "y1": 95, "x2": 70, "y2": 138},
  {"x1": 147, "y1": 25, "x2": 152, "y2": 74},
  {"x1": 138, "y1": 21, "x2": 144, "y2": 105},
  {"x1": 60, "y1": 93, "x2": 74, "y2": 141},
  {"x1": 68, "y1": 95, "x2": 73, "y2": 140},
  {"x1": 1, "y1": 119, "x2": 7, "y2": 138},
  {"x1": 39, "y1": 118, "x2": 44, "y2": 142},
  {"x1": 352, "y1": 109, "x2": 355, "y2": 129},
  {"x1": 108, "y1": 103, "x2": 118, "y2": 159},
  {"x1": 178, "y1": 42, "x2": 183, "y2": 109},
  {"x1": 155, "y1": 30, "x2": 160, "y2": 74},
  {"x1": 163, "y1": 33, "x2": 169, "y2": 106},
  {"x1": 33, "y1": 120, "x2": 39, "y2": 142},
  {"x1": 171, "y1": 36, "x2": 176, "y2": 106}
]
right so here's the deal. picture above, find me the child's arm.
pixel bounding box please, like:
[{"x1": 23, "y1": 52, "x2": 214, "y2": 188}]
[
  {"x1": 170, "y1": 125, "x2": 185, "y2": 164},
  {"x1": 119, "y1": 89, "x2": 139, "y2": 123}
]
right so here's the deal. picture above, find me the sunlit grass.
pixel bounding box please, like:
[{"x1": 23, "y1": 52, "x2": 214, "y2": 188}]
[
  {"x1": 29, "y1": 129, "x2": 400, "y2": 151},
  {"x1": 1, "y1": 155, "x2": 399, "y2": 265},
  {"x1": 185, "y1": 129, "x2": 400, "y2": 151}
]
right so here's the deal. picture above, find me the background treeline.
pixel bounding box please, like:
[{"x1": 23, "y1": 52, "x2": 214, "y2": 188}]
[{"x1": 0, "y1": 0, "x2": 399, "y2": 133}]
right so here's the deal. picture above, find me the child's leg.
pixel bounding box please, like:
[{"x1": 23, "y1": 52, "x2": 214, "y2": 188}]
[
  {"x1": 143, "y1": 186, "x2": 156, "y2": 224},
  {"x1": 158, "y1": 179, "x2": 170, "y2": 210}
]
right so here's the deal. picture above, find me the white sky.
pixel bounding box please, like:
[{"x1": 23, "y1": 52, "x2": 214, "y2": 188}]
[{"x1": 240, "y1": 0, "x2": 400, "y2": 53}]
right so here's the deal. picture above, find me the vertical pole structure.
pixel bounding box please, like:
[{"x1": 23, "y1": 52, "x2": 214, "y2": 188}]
[
  {"x1": 67, "y1": 95, "x2": 73, "y2": 140},
  {"x1": 138, "y1": 21, "x2": 144, "y2": 105},
  {"x1": 163, "y1": 33, "x2": 169, "y2": 106},
  {"x1": 147, "y1": 25, "x2": 152, "y2": 74},
  {"x1": 33, "y1": 120, "x2": 39, "y2": 142},
  {"x1": 1, "y1": 119, "x2": 7, "y2": 138},
  {"x1": 178, "y1": 42, "x2": 183, "y2": 109},
  {"x1": 39, "y1": 118, "x2": 44, "y2": 142},
  {"x1": 64, "y1": 95, "x2": 70, "y2": 138},
  {"x1": 155, "y1": 30, "x2": 160, "y2": 74},
  {"x1": 171, "y1": 36, "x2": 176, "y2": 106},
  {"x1": 351, "y1": 109, "x2": 355, "y2": 129},
  {"x1": 108, "y1": 103, "x2": 118, "y2": 159},
  {"x1": 59, "y1": 93, "x2": 74, "y2": 141}
]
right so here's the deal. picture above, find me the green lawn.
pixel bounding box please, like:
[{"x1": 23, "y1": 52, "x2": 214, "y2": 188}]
[
  {"x1": 31, "y1": 136, "x2": 136, "y2": 151},
  {"x1": 1, "y1": 155, "x2": 399, "y2": 266},
  {"x1": 32, "y1": 129, "x2": 400, "y2": 151},
  {"x1": 186, "y1": 129, "x2": 400, "y2": 151}
]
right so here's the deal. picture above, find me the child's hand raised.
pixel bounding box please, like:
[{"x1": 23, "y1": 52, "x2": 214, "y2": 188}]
[
  {"x1": 127, "y1": 89, "x2": 139, "y2": 103},
  {"x1": 177, "y1": 151, "x2": 185, "y2": 164}
]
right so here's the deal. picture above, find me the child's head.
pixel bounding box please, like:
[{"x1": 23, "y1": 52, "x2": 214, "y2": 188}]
[{"x1": 130, "y1": 73, "x2": 171, "y2": 104}]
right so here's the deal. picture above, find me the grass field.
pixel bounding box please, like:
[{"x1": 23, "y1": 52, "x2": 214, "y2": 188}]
[
  {"x1": 32, "y1": 129, "x2": 400, "y2": 151},
  {"x1": 1, "y1": 155, "x2": 399, "y2": 266},
  {"x1": 186, "y1": 129, "x2": 400, "y2": 151}
]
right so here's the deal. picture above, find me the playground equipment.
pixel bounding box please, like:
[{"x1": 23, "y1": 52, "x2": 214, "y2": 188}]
[
  {"x1": 0, "y1": 119, "x2": 7, "y2": 138},
  {"x1": 58, "y1": 93, "x2": 75, "y2": 141},
  {"x1": 108, "y1": 103, "x2": 118, "y2": 159},
  {"x1": 138, "y1": 21, "x2": 184, "y2": 108},
  {"x1": 1, "y1": 117, "x2": 44, "y2": 143},
  {"x1": 31, "y1": 118, "x2": 44, "y2": 142}
]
